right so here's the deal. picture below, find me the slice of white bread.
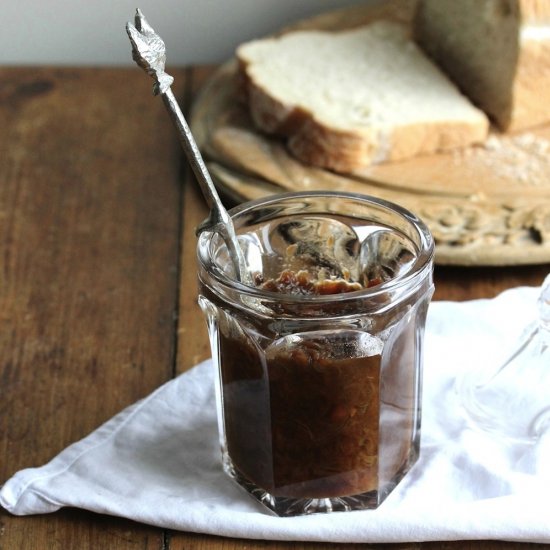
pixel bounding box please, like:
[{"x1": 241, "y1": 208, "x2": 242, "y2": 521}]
[
  {"x1": 236, "y1": 21, "x2": 489, "y2": 173},
  {"x1": 414, "y1": 0, "x2": 550, "y2": 132}
]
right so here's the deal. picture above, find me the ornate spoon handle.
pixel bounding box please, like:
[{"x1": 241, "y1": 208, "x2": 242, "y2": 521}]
[{"x1": 126, "y1": 9, "x2": 249, "y2": 284}]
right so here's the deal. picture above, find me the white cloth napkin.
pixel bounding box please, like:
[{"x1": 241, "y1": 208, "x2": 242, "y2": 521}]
[{"x1": 2, "y1": 285, "x2": 550, "y2": 543}]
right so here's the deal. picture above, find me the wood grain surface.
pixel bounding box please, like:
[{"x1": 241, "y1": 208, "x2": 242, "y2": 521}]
[{"x1": 0, "y1": 65, "x2": 549, "y2": 549}]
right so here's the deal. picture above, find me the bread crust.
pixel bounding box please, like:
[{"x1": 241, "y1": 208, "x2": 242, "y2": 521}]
[
  {"x1": 508, "y1": 31, "x2": 550, "y2": 131},
  {"x1": 415, "y1": 0, "x2": 550, "y2": 132},
  {"x1": 519, "y1": 0, "x2": 550, "y2": 23}
]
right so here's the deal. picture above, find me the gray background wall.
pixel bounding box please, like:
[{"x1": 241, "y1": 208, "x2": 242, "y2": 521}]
[{"x1": 2, "y1": 0, "x2": 378, "y2": 66}]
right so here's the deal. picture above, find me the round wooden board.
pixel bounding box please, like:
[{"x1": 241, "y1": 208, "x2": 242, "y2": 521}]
[{"x1": 190, "y1": 0, "x2": 550, "y2": 266}]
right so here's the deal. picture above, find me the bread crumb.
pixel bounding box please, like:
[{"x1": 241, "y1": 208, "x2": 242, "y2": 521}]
[{"x1": 452, "y1": 132, "x2": 550, "y2": 186}]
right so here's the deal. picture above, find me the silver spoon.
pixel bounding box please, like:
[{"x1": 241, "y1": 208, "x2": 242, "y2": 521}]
[{"x1": 126, "y1": 9, "x2": 250, "y2": 284}]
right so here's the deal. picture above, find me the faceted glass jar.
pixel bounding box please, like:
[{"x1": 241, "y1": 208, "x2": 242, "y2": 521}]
[{"x1": 197, "y1": 191, "x2": 434, "y2": 516}]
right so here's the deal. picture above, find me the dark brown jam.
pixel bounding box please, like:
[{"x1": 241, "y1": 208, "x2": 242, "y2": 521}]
[
  {"x1": 221, "y1": 334, "x2": 381, "y2": 498},
  {"x1": 219, "y1": 269, "x2": 385, "y2": 499},
  {"x1": 255, "y1": 269, "x2": 382, "y2": 296}
]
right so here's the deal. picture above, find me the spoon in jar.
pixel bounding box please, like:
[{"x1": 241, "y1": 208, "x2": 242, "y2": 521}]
[{"x1": 126, "y1": 9, "x2": 250, "y2": 284}]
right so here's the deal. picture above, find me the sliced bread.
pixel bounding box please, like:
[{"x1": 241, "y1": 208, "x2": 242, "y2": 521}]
[
  {"x1": 236, "y1": 21, "x2": 489, "y2": 173},
  {"x1": 414, "y1": 0, "x2": 550, "y2": 132}
]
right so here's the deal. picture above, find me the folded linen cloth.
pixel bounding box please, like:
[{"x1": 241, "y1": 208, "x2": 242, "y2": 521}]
[{"x1": 2, "y1": 285, "x2": 549, "y2": 543}]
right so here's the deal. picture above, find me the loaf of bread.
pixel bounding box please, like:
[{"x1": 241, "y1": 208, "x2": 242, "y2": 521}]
[
  {"x1": 414, "y1": 0, "x2": 550, "y2": 132},
  {"x1": 236, "y1": 21, "x2": 489, "y2": 173}
]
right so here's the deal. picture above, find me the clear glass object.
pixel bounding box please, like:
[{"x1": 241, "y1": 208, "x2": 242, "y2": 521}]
[
  {"x1": 458, "y1": 274, "x2": 550, "y2": 443},
  {"x1": 197, "y1": 191, "x2": 434, "y2": 516}
]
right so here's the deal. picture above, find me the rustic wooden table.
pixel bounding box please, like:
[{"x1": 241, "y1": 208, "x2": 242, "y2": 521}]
[{"x1": 1, "y1": 66, "x2": 548, "y2": 549}]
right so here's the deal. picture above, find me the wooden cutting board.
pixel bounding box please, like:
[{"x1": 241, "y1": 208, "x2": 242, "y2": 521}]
[{"x1": 190, "y1": 0, "x2": 550, "y2": 266}]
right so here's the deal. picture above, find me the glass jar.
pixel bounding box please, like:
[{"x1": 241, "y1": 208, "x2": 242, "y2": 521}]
[{"x1": 197, "y1": 191, "x2": 434, "y2": 516}]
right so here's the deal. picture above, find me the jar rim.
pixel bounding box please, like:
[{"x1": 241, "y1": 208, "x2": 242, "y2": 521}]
[{"x1": 197, "y1": 191, "x2": 434, "y2": 305}]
